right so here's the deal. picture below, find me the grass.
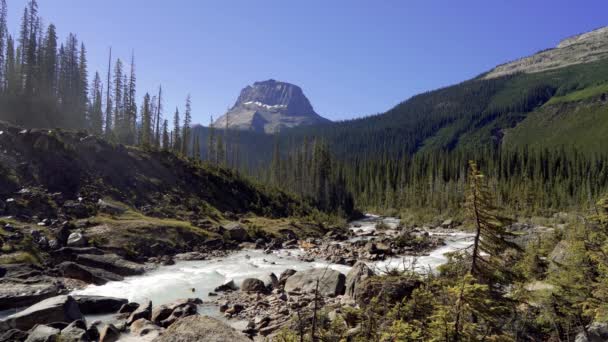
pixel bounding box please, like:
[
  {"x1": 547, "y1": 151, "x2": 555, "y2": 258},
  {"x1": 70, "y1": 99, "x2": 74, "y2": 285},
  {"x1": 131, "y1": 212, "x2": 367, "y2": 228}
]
[
  {"x1": 545, "y1": 82, "x2": 608, "y2": 105},
  {"x1": 0, "y1": 251, "x2": 40, "y2": 265}
]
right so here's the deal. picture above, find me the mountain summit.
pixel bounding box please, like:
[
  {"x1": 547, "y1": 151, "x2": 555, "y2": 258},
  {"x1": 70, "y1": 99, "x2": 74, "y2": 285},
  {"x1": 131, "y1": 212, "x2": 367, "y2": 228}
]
[{"x1": 213, "y1": 80, "x2": 330, "y2": 133}]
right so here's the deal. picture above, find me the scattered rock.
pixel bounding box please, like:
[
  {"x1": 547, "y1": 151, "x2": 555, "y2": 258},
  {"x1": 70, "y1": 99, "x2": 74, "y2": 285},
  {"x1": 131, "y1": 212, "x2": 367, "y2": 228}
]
[
  {"x1": 284, "y1": 268, "x2": 346, "y2": 297},
  {"x1": 575, "y1": 322, "x2": 608, "y2": 342},
  {"x1": 152, "y1": 315, "x2": 250, "y2": 342},
  {"x1": 24, "y1": 324, "x2": 61, "y2": 342},
  {"x1": 241, "y1": 278, "x2": 267, "y2": 293},
  {"x1": 99, "y1": 324, "x2": 121, "y2": 342},
  {"x1": 60, "y1": 320, "x2": 89, "y2": 342},
  {"x1": 66, "y1": 232, "x2": 87, "y2": 247},
  {"x1": 345, "y1": 261, "x2": 375, "y2": 299},
  {"x1": 127, "y1": 300, "x2": 152, "y2": 325},
  {"x1": 0, "y1": 295, "x2": 83, "y2": 331},
  {"x1": 73, "y1": 295, "x2": 128, "y2": 315},
  {"x1": 214, "y1": 279, "x2": 238, "y2": 292},
  {"x1": 130, "y1": 318, "x2": 162, "y2": 337},
  {"x1": 279, "y1": 269, "x2": 296, "y2": 286}
]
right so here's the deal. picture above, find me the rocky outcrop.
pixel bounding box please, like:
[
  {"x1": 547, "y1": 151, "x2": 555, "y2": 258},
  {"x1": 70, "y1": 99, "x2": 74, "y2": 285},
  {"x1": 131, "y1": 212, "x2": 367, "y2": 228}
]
[
  {"x1": 75, "y1": 253, "x2": 144, "y2": 276},
  {"x1": 58, "y1": 262, "x2": 123, "y2": 285},
  {"x1": 575, "y1": 322, "x2": 608, "y2": 342},
  {"x1": 72, "y1": 295, "x2": 128, "y2": 315},
  {"x1": 354, "y1": 276, "x2": 421, "y2": 306},
  {"x1": 214, "y1": 79, "x2": 330, "y2": 133},
  {"x1": 24, "y1": 324, "x2": 60, "y2": 342},
  {"x1": 152, "y1": 315, "x2": 250, "y2": 342},
  {"x1": 345, "y1": 262, "x2": 375, "y2": 299},
  {"x1": 284, "y1": 268, "x2": 346, "y2": 297},
  {"x1": 0, "y1": 277, "x2": 65, "y2": 310},
  {"x1": 484, "y1": 26, "x2": 608, "y2": 79},
  {"x1": 0, "y1": 295, "x2": 84, "y2": 331}
]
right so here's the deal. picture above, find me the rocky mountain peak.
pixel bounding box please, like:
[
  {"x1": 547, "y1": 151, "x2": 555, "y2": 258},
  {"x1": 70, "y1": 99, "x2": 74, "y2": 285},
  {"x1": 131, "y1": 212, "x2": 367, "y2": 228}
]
[{"x1": 215, "y1": 80, "x2": 330, "y2": 134}]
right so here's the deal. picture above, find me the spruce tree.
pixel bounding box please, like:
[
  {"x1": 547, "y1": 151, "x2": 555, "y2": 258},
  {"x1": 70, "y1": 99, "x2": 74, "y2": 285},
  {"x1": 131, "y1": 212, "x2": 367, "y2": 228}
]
[
  {"x1": 0, "y1": 0, "x2": 7, "y2": 89},
  {"x1": 172, "y1": 107, "x2": 181, "y2": 153},
  {"x1": 104, "y1": 47, "x2": 112, "y2": 135},
  {"x1": 140, "y1": 92, "x2": 151, "y2": 147},
  {"x1": 161, "y1": 119, "x2": 169, "y2": 151},
  {"x1": 181, "y1": 94, "x2": 191, "y2": 155},
  {"x1": 89, "y1": 72, "x2": 103, "y2": 134},
  {"x1": 208, "y1": 115, "x2": 216, "y2": 164}
]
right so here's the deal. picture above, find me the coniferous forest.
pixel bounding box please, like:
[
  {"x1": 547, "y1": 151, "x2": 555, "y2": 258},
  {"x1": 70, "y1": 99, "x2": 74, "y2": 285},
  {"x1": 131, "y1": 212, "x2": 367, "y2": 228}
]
[{"x1": 1, "y1": 1, "x2": 608, "y2": 342}]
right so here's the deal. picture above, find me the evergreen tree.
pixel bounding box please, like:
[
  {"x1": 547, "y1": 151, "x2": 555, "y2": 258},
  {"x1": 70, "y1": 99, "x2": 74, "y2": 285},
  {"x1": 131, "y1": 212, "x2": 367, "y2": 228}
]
[
  {"x1": 112, "y1": 58, "x2": 124, "y2": 139},
  {"x1": 140, "y1": 92, "x2": 151, "y2": 147},
  {"x1": 104, "y1": 47, "x2": 112, "y2": 135},
  {"x1": 0, "y1": 0, "x2": 7, "y2": 89},
  {"x1": 89, "y1": 72, "x2": 103, "y2": 134},
  {"x1": 77, "y1": 43, "x2": 88, "y2": 127},
  {"x1": 161, "y1": 119, "x2": 169, "y2": 151},
  {"x1": 154, "y1": 85, "x2": 162, "y2": 147},
  {"x1": 172, "y1": 107, "x2": 181, "y2": 153},
  {"x1": 125, "y1": 52, "x2": 137, "y2": 144},
  {"x1": 40, "y1": 24, "x2": 56, "y2": 96},
  {"x1": 208, "y1": 115, "x2": 216, "y2": 164},
  {"x1": 181, "y1": 94, "x2": 191, "y2": 155}
]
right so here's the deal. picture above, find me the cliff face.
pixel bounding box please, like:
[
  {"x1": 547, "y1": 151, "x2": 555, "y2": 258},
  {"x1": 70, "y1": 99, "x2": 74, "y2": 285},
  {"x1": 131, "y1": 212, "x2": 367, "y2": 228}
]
[
  {"x1": 214, "y1": 80, "x2": 330, "y2": 133},
  {"x1": 484, "y1": 26, "x2": 608, "y2": 79}
]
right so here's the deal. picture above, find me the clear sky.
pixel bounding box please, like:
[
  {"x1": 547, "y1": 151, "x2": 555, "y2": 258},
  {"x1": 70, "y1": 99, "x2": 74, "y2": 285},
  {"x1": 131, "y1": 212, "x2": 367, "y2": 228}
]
[{"x1": 6, "y1": 0, "x2": 608, "y2": 125}]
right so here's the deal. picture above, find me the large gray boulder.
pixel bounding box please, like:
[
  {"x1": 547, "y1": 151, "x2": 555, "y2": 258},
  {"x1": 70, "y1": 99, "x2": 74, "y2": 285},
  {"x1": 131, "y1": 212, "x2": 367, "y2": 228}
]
[
  {"x1": 58, "y1": 262, "x2": 124, "y2": 285},
  {"x1": 223, "y1": 222, "x2": 248, "y2": 241},
  {"x1": 0, "y1": 279, "x2": 63, "y2": 310},
  {"x1": 73, "y1": 295, "x2": 128, "y2": 314},
  {"x1": 60, "y1": 320, "x2": 90, "y2": 342},
  {"x1": 0, "y1": 295, "x2": 83, "y2": 331},
  {"x1": 241, "y1": 278, "x2": 267, "y2": 293},
  {"x1": 24, "y1": 325, "x2": 61, "y2": 342},
  {"x1": 345, "y1": 262, "x2": 375, "y2": 299},
  {"x1": 75, "y1": 253, "x2": 144, "y2": 276},
  {"x1": 152, "y1": 315, "x2": 250, "y2": 342},
  {"x1": 127, "y1": 300, "x2": 152, "y2": 325},
  {"x1": 66, "y1": 232, "x2": 87, "y2": 247},
  {"x1": 284, "y1": 268, "x2": 346, "y2": 297},
  {"x1": 98, "y1": 324, "x2": 120, "y2": 342}
]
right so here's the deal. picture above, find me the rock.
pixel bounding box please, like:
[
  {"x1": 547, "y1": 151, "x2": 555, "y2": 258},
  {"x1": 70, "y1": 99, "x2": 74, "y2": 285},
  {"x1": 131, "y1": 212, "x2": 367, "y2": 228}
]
[
  {"x1": 0, "y1": 329, "x2": 28, "y2": 342},
  {"x1": 0, "y1": 295, "x2": 84, "y2": 331},
  {"x1": 0, "y1": 266, "x2": 6, "y2": 278},
  {"x1": 284, "y1": 268, "x2": 346, "y2": 297},
  {"x1": 98, "y1": 324, "x2": 120, "y2": 342},
  {"x1": 62, "y1": 201, "x2": 92, "y2": 219},
  {"x1": 58, "y1": 262, "x2": 124, "y2": 285},
  {"x1": 354, "y1": 276, "x2": 422, "y2": 306},
  {"x1": 97, "y1": 199, "x2": 126, "y2": 215},
  {"x1": 24, "y1": 325, "x2": 60, "y2": 342},
  {"x1": 225, "y1": 304, "x2": 244, "y2": 315},
  {"x1": 241, "y1": 278, "x2": 267, "y2": 293},
  {"x1": 279, "y1": 269, "x2": 297, "y2": 285},
  {"x1": 60, "y1": 320, "x2": 89, "y2": 342},
  {"x1": 576, "y1": 322, "x2": 608, "y2": 342},
  {"x1": 73, "y1": 295, "x2": 128, "y2": 314},
  {"x1": 214, "y1": 279, "x2": 238, "y2": 292},
  {"x1": 223, "y1": 222, "x2": 248, "y2": 242},
  {"x1": 345, "y1": 261, "x2": 375, "y2": 299},
  {"x1": 262, "y1": 273, "x2": 279, "y2": 290},
  {"x1": 66, "y1": 232, "x2": 87, "y2": 247},
  {"x1": 75, "y1": 253, "x2": 144, "y2": 276},
  {"x1": 152, "y1": 315, "x2": 250, "y2": 342},
  {"x1": 118, "y1": 302, "x2": 140, "y2": 314},
  {"x1": 151, "y1": 305, "x2": 173, "y2": 324},
  {"x1": 549, "y1": 240, "x2": 570, "y2": 270},
  {"x1": 127, "y1": 300, "x2": 152, "y2": 325},
  {"x1": 441, "y1": 219, "x2": 455, "y2": 228},
  {"x1": 0, "y1": 278, "x2": 64, "y2": 310},
  {"x1": 130, "y1": 318, "x2": 162, "y2": 337}
]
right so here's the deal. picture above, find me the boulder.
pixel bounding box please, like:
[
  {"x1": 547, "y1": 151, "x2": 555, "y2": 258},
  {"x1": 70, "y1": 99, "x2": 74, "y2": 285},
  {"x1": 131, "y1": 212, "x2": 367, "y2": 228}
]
[
  {"x1": 73, "y1": 295, "x2": 128, "y2": 314},
  {"x1": 62, "y1": 201, "x2": 92, "y2": 219},
  {"x1": 549, "y1": 240, "x2": 570, "y2": 271},
  {"x1": 60, "y1": 320, "x2": 89, "y2": 342},
  {"x1": 127, "y1": 300, "x2": 152, "y2": 325},
  {"x1": 279, "y1": 269, "x2": 297, "y2": 285},
  {"x1": 345, "y1": 262, "x2": 375, "y2": 299},
  {"x1": 75, "y1": 253, "x2": 144, "y2": 276},
  {"x1": 24, "y1": 325, "x2": 60, "y2": 342},
  {"x1": 354, "y1": 276, "x2": 422, "y2": 306},
  {"x1": 241, "y1": 278, "x2": 267, "y2": 293},
  {"x1": 214, "y1": 279, "x2": 238, "y2": 292},
  {"x1": 130, "y1": 318, "x2": 162, "y2": 337},
  {"x1": 0, "y1": 295, "x2": 84, "y2": 331},
  {"x1": 152, "y1": 315, "x2": 250, "y2": 342},
  {"x1": 58, "y1": 262, "x2": 124, "y2": 285},
  {"x1": 97, "y1": 199, "x2": 126, "y2": 215},
  {"x1": 262, "y1": 272, "x2": 279, "y2": 290},
  {"x1": 151, "y1": 305, "x2": 173, "y2": 324},
  {"x1": 0, "y1": 279, "x2": 64, "y2": 310},
  {"x1": 98, "y1": 324, "x2": 120, "y2": 342},
  {"x1": 118, "y1": 302, "x2": 140, "y2": 314},
  {"x1": 223, "y1": 222, "x2": 248, "y2": 242},
  {"x1": 576, "y1": 322, "x2": 608, "y2": 342},
  {"x1": 441, "y1": 219, "x2": 455, "y2": 228},
  {"x1": 66, "y1": 232, "x2": 87, "y2": 247},
  {"x1": 284, "y1": 268, "x2": 346, "y2": 297},
  {"x1": 0, "y1": 329, "x2": 28, "y2": 342}
]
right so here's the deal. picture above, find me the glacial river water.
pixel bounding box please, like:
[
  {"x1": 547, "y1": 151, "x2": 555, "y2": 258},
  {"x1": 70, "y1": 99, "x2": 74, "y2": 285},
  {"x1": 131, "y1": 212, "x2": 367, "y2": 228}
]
[{"x1": 72, "y1": 215, "x2": 474, "y2": 316}]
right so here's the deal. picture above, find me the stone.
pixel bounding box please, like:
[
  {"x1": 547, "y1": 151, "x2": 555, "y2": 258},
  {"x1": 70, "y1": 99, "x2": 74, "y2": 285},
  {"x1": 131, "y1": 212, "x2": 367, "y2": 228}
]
[
  {"x1": 262, "y1": 272, "x2": 279, "y2": 290},
  {"x1": 60, "y1": 320, "x2": 89, "y2": 342},
  {"x1": 214, "y1": 279, "x2": 238, "y2": 292},
  {"x1": 73, "y1": 295, "x2": 128, "y2": 314},
  {"x1": 97, "y1": 199, "x2": 126, "y2": 215},
  {"x1": 118, "y1": 302, "x2": 140, "y2": 314},
  {"x1": 284, "y1": 268, "x2": 346, "y2": 297},
  {"x1": 0, "y1": 278, "x2": 63, "y2": 310},
  {"x1": 223, "y1": 222, "x2": 248, "y2": 242},
  {"x1": 345, "y1": 261, "x2": 375, "y2": 299},
  {"x1": 151, "y1": 305, "x2": 173, "y2": 324},
  {"x1": 0, "y1": 329, "x2": 28, "y2": 342},
  {"x1": 575, "y1": 322, "x2": 608, "y2": 342},
  {"x1": 0, "y1": 295, "x2": 84, "y2": 331},
  {"x1": 66, "y1": 232, "x2": 87, "y2": 247},
  {"x1": 24, "y1": 325, "x2": 60, "y2": 342},
  {"x1": 127, "y1": 300, "x2": 152, "y2": 325},
  {"x1": 354, "y1": 276, "x2": 422, "y2": 306},
  {"x1": 75, "y1": 253, "x2": 144, "y2": 276},
  {"x1": 241, "y1": 278, "x2": 267, "y2": 293},
  {"x1": 279, "y1": 269, "x2": 297, "y2": 285},
  {"x1": 98, "y1": 324, "x2": 120, "y2": 342},
  {"x1": 130, "y1": 318, "x2": 161, "y2": 337},
  {"x1": 58, "y1": 262, "x2": 124, "y2": 285},
  {"x1": 152, "y1": 315, "x2": 250, "y2": 342},
  {"x1": 62, "y1": 201, "x2": 91, "y2": 219}
]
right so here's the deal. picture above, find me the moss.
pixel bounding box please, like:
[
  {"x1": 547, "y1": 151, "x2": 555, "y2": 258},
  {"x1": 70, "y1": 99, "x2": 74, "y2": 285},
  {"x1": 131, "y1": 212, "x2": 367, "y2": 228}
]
[{"x1": 0, "y1": 251, "x2": 40, "y2": 265}]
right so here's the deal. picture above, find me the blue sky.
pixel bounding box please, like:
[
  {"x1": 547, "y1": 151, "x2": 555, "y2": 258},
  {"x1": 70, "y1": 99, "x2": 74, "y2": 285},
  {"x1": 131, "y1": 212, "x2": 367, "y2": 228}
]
[{"x1": 7, "y1": 0, "x2": 608, "y2": 124}]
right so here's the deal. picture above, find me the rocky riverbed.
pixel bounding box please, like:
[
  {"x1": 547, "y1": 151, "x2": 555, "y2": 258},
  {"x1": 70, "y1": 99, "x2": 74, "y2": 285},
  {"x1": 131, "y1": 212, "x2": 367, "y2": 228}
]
[{"x1": 0, "y1": 214, "x2": 474, "y2": 341}]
